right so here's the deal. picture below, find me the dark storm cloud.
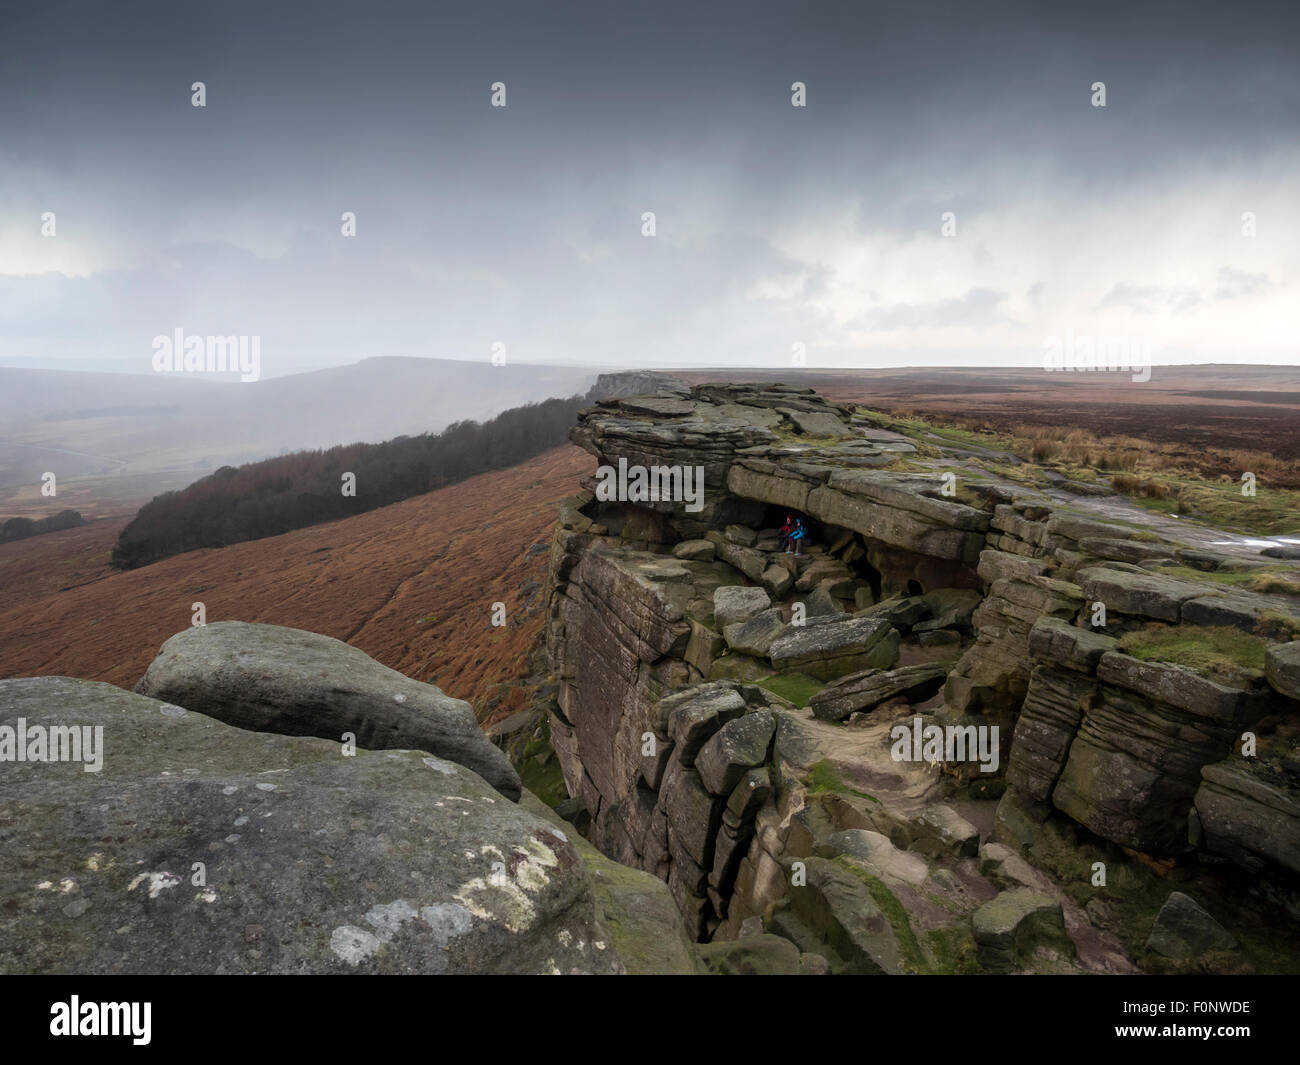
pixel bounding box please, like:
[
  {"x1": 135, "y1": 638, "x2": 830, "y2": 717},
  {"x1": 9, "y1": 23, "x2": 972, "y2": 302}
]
[{"x1": 1, "y1": 0, "x2": 1297, "y2": 370}]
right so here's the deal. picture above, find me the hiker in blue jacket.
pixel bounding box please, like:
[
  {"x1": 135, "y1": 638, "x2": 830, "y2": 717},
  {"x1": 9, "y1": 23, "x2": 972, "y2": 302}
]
[{"x1": 786, "y1": 516, "x2": 807, "y2": 555}]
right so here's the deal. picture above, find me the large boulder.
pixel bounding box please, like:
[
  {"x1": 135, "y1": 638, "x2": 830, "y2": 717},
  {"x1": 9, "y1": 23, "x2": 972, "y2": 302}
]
[
  {"x1": 971, "y1": 889, "x2": 1071, "y2": 972},
  {"x1": 1028, "y1": 616, "x2": 1116, "y2": 674},
  {"x1": 0, "y1": 677, "x2": 622, "y2": 974},
  {"x1": 781, "y1": 857, "x2": 909, "y2": 974},
  {"x1": 135, "y1": 621, "x2": 520, "y2": 800},
  {"x1": 1143, "y1": 892, "x2": 1247, "y2": 975},
  {"x1": 723, "y1": 609, "x2": 787, "y2": 657},
  {"x1": 1194, "y1": 757, "x2": 1300, "y2": 876},
  {"x1": 769, "y1": 617, "x2": 900, "y2": 681},
  {"x1": 713, "y1": 585, "x2": 772, "y2": 630},
  {"x1": 1265, "y1": 641, "x2": 1300, "y2": 701},
  {"x1": 911, "y1": 804, "x2": 980, "y2": 858},
  {"x1": 695, "y1": 711, "x2": 776, "y2": 796},
  {"x1": 1050, "y1": 655, "x2": 1253, "y2": 855}
]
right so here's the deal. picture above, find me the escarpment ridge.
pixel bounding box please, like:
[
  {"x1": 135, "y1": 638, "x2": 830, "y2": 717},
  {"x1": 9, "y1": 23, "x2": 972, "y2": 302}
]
[
  {"x1": 531, "y1": 375, "x2": 1300, "y2": 972},
  {"x1": 4, "y1": 375, "x2": 1299, "y2": 975}
]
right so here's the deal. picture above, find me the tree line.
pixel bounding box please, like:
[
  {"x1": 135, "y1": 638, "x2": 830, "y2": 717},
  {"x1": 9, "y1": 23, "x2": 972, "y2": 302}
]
[
  {"x1": 110, "y1": 394, "x2": 589, "y2": 569},
  {"x1": 1, "y1": 509, "x2": 86, "y2": 543}
]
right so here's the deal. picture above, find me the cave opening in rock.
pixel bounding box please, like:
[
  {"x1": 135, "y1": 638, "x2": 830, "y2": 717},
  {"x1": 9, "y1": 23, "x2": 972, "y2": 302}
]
[{"x1": 752, "y1": 505, "x2": 887, "y2": 606}]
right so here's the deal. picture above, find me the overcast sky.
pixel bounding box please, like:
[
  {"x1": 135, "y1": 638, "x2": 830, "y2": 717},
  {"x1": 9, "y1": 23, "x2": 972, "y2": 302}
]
[{"x1": 1, "y1": 0, "x2": 1296, "y2": 376}]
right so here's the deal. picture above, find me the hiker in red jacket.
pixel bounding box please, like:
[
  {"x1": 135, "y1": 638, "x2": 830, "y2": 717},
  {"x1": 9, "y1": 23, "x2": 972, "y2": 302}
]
[{"x1": 778, "y1": 514, "x2": 795, "y2": 552}]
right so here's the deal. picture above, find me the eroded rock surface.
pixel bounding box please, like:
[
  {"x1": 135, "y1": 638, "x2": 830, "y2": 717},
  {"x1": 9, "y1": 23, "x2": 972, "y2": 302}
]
[
  {"x1": 0, "y1": 677, "x2": 619, "y2": 974},
  {"x1": 136, "y1": 621, "x2": 521, "y2": 799}
]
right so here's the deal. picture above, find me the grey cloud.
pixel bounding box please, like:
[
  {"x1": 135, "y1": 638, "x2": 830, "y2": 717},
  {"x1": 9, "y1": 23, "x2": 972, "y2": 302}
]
[
  {"x1": 1213, "y1": 267, "x2": 1270, "y2": 301},
  {"x1": 1099, "y1": 268, "x2": 1270, "y2": 316},
  {"x1": 1098, "y1": 282, "x2": 1201, "y2": 314},
  {"x1": 863, "y1": 287, "x2": 1010, "y2": 331}
]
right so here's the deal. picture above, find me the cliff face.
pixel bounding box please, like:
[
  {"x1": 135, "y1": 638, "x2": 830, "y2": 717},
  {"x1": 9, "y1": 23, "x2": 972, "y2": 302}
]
[{"x1": 538, "y1": 380, "x2": 1300, "y2": 971}]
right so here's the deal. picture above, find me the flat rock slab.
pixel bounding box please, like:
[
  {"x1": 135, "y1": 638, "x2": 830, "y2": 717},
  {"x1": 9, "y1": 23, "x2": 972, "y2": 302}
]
[
  {"x1": 135, "y1": 621, "x2": 520, "y2": 799},
  {"x1": 673, "y1": 539, "x2": 716, "y2": 562},
  {"x1": 814, "y1": 830, "x2": 928, "y2": 887},
  {"x1": 780, "y1": 408, "x2": 851, "y2": 438},
  {"x1": 1077, "y1": 566, "x2": 1208, "y2": 623},
  {"x1": 713, "y1": 585, "x2": 772, "y2": 630},
  {"x1": 809, "y1": 663, "x2": 947, "y2": 721},
  {"x1": 911, "y1": 804, "x2": 980, "y2": 858},
  {"x1": 1028, "y1": 617, "x2": 1116, "y2": 673},
  {"x1": 723, "y1": 609, "x2": 787, "y2": 658},
  {"x1": 1096, "y1": 651, "x2": 1248, "y2": 722},
  {"x1": 0, "y1": 677, "x2": 619, "y2": 974},
  {"x1": 1195, "y1": 757, "x2": 1300, "y2": 877},
  {"x1": 770, "y1": 616, "x2": 900, "y2": 682},
  {"x1": 615, "y1": 396, "x2": 698, "y2": 417}
]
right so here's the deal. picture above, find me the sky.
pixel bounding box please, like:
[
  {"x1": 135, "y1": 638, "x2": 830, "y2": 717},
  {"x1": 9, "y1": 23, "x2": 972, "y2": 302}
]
[{"x1": 0, "y1": 0, "x2": 1297, "y2": 377}]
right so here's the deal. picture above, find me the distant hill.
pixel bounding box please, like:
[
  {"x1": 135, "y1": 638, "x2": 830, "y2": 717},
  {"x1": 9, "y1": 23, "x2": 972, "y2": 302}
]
[
  {"x1": 0, "y1": 357, "x2": 597, "y2": 494},
  {"x1": 110, "y1": 394, "x2": 590, "y2": 569}
]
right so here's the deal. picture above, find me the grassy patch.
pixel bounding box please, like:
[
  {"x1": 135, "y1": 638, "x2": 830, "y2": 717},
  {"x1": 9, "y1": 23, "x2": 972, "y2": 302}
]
[
  {"x1": 515, "y1": 720, "x2": 568, "y2": 808},
  {"x1": 1117, "y1": 624, "x2": 1267, "y2": 679},
  {"x1": 925, "y1": 926, "x2": 983, "y2": 975},
  {"x1": 756, "y1": 671, "x2": 825, "y2": 708},
  {"x1": 1256, "y1": 610, "x2": 1300, "y2": 641},
  {"x1": 857, "y1": 405, "x2": 1300, "y2": 536},
  {"x1": 1158, "y1": 565, "x2": 1300, "y2": 599},
  {"x1": 855, "y1": 407, "x2": 1018, "y2": 454},
  {"x1": 807, "y1": 759, "x2": 878, "y2": 803},
  {"x1": 1119, "y1": 477, "x2": 1300, "y2": 537}
]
